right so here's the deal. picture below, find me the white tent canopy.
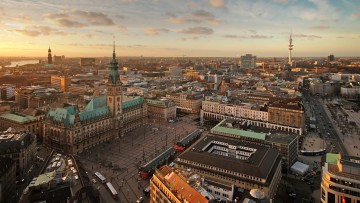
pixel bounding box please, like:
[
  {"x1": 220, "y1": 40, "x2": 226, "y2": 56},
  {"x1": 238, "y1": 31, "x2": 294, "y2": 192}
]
[{"x1": 291, "y1": 161, "x2": 310, "y2": 175}]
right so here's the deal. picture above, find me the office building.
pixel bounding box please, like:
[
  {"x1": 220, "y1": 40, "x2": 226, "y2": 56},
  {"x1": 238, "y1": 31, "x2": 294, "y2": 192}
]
[
  {"x1": 210, "y1": 119, "x2": 298, "y2": 170},
  {"x1": 150, "y1": 165, "x2": 209, "y2": 203},
  {"x1": 328, "y1": 54, "x2": 335, "y2": 62},
  {"x1": 174, "y1": 135, "x2": 282, "y2": 201},
  {"x1": 0, "y1": 128, "x2": 37, "y2": 179},
  {"x1": 166, "y1": 92, "x2": 203, "y2": 114},
  {"x1": 80, "y1": 58, "x2": 96, "y2": 66},
  {"x1": 321, "y1": 153, "x2": 360, "y2": 203},
  {"x1": 0, "y1": 157, "x2": 16, "y2": 203},
  {"x1": 146, "y1": 99, "x2": 176, "y2": 122},
  {"x1": 201, "y1": 96, "x2": 304, "y2": 135},
  {"x1": 240, "y1": 54, "x2": 256, "y2": 69},
  {"x1": 51, "y1": 75, "x2": 70, "y2": 92},
  {"x1": 0, "y1": 84, "x2": 16, "y2": 100}
]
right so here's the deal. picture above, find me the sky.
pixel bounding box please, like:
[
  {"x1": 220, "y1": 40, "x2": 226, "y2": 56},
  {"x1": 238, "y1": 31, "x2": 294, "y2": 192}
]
[{"x1": 0, "y1": 0, "x2": 359, "y2": 57}]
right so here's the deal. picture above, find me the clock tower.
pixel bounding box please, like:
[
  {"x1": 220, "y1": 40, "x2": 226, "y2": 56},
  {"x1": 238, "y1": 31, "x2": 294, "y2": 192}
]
[{"x1": 107, "y1": 41, "x2": 123, "y2": 137}]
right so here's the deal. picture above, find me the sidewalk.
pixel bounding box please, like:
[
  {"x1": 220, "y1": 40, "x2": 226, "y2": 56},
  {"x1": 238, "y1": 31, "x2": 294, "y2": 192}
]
[{"x1": 321, "y1": 99, "x2": 359, "y2": 156}]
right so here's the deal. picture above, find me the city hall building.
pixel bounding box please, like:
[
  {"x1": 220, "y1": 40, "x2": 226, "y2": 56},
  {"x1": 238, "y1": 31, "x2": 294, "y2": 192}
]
[{"x1": 43, "y1": 46, "x2": 147, "y2": 154}]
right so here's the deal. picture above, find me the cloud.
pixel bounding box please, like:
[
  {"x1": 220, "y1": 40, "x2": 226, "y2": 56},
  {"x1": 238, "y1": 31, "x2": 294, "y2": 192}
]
[
  {"x1": 222, "y1": 34, "x2": 272, "y2": 39},
  {"x1": 293, "y1": 34, "x2": 322, "y2": 39},
  {"x1": 73, "y1": 10, "x2": 114, "y2": 26},
  {"x1": 291, "y1": 0, "x2": 339, "y2": 22},
  {"x1": 336, "y1": 36, "x2": 344, "y2": 39},
  {"x1": 116, "y1": 25, "x2": 127, "y2": 31},
  {"x1": 350, "y1": 12, "x2": 360, "y2": 20},
  {"x1": 272, "y1": 0, "x2": 289, "y2": 4},
  {"x1": 248, "y1": 29, "x2": 257, "y2": 34},
  {"x1": 250, "y1": 35, "x2": 273, "y2": 39},
  {"x1": 144, "y1": 28, "x2": 169, "y2": 35},
  {"x1": 166, "y1": 10, "x2": 220, "y2": 25},
  {"x1": 167, "y1": 16, "x2": 187, "y2": 24},
  {"x1": 179, "y1": 36, "x2": 199, "y2": 41},
  {"x1": 209, "y1": 0, "x2": 227, "y2": 8},
  {"x1": 309, "y1": 25, "x2": 332, "y2": 30},
  {"x1": 45, "y1": 10, "x2": 115, "y2": 27},
  {"x1": 192, "y1": 10, "x2": 220, "y2": 25},
  {"x1": 11, "y1": 26, "x2": 69, "y2": 37},
  {"x1": 223, "y1": 34, "x2": 238, "y2": 38},
  {"x1": 178, "y1": 27, "x2": 214, "y2": 35}
]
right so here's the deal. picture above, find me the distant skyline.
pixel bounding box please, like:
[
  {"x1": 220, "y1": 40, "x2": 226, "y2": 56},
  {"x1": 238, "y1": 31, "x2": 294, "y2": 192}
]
[{"x1": 0, "y1": 0, "x2": 359, "y2": 57}]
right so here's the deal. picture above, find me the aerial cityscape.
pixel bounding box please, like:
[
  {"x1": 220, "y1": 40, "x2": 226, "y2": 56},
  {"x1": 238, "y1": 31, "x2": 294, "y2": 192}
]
[{"x1": 0, "y1": 0, "x2": 360, "y2": 203}]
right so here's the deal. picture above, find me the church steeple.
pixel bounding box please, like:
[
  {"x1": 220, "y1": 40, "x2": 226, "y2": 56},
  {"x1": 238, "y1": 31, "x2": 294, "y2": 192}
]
[
  {"x1": 48, "y1": 46, "x2": 52, "y2": 64},
  {"x1": 109, "y1": 41, "x2": 120, "y2": 84}
]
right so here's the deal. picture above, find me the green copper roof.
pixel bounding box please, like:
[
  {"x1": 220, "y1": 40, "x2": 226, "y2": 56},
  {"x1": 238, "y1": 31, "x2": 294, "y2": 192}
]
[
  {"x1": 122, "y1": 96, "x2": 144, "y2": 109},
  {"x1": 48, "y1": 96, "x2": 110, "y2": 127},
  {"x1": 326, "y1": 153, "x2": 339, "y2": 164},
  {"x1": 47, "y1": 107, "x2": 76, "y2": 127},
  {"x1": 80, "y1": 96, "x2": 110, "y2": 122},
  {"x1": 0, "y1": 113, "x2": 37, "y2": 124},
  {"x1": 211, "y1": 120, "x2": 266, "y2": 140}
]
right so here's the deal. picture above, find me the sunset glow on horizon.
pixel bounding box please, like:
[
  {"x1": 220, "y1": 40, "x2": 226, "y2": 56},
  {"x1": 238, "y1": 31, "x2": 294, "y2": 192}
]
[{"x1": 0, "y1": 0, "x2": 359, "y2": 58}]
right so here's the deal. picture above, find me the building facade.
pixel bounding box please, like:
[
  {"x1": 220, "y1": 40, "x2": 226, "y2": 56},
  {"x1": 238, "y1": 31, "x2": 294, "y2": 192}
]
[
  {"x1": 0, "y1": 112, "x2": 44, "y2": 141},
  {"x1": 240, "y1": 54, "x2": 256, "y2": 69},
  {"x1": 0, "y1": 84, "x2": 16, "y2": 100},
  {"x1": 201, "y1": 98, "x2": 304, "y2": 135},
  {"x1": 166, "y1": 93, "x2": 203, "y2": 114},
  {"x1": 0, "y1": 157, "x2": 16, "y2": 203},
  {"x1": 0, "y1": 129, "x2": 37, "y2": 179},
  {"x1": 43, "y1": 45, "x2": 147, "y2": 154},
  {"x1": 174, "y1": 135, "x2": 282, "y2": 201},
  {"x1": 51, "y1": 76, "x2": 70, "y2": 92},
  {"x1": 150, "y1": 165, "x2": 209, "y2": 203},
  {"x1": 146, "y1": 99, "x2": 176, "y2": 122},
  {"x1": 321, "y1": 154, "x2": 360, "y2": 203}
]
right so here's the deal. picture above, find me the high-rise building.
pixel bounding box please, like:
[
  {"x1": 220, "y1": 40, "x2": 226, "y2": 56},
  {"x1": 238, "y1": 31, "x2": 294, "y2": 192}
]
[
  {"x1": 48, "y1": 47, "x2": 52, "y2": 64},
  {"x1": 328, "y1": 54, "x2": 335, "y2": 62},
  {"x1": 51, "y1": 75, "x2": 70, "y2": 92},
  {"x1": 0, "y1": 84, "x2": 16, "y2": 100},
  {"x1": 320, "y1": 153, "x2": 360, "y2": 203},
  {"x1": 240, "y1": 54, "x2": 256, "y2": 69}
]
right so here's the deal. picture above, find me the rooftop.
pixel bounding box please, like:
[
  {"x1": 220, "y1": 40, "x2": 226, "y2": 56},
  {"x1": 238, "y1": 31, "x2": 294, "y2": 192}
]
[
  {"x1": 211, "y1": 119, "x2": 266, "y2": 140},
  {"x1": 0, "y1": 129, "x2": 35, "y2": 154},
  {"x1": 0, "y1": 112, "x2": 37, "y2": 124},
  {"x1": 156, "y1": 165, "x2": 209, "y2": 203},
  {"x1": 176, "y1": 135, "x2": 280, "y2": 180}
]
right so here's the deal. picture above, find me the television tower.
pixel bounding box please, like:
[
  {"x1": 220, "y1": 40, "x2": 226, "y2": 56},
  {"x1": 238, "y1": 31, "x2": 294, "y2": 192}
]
[{"x1": 288, "y1": 33, "x2": 293, "y2": 66}]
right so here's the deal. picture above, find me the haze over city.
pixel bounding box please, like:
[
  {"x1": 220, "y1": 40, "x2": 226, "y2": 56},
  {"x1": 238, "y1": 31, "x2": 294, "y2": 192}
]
[{"x1": 1, "y1": 0, "x2": 360, "y2": 57}]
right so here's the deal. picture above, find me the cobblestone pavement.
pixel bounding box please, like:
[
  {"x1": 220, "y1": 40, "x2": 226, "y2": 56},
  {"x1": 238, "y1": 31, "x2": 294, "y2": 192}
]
[{"x1": 77, "y1": 116, "x2": 199, "y2": 203}]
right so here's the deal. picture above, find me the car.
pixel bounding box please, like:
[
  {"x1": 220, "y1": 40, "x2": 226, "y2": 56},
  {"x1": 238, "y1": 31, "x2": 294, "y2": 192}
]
[
  {"x1": 74, "y1": 175, "x2": 79, "y2": 180},
  {"x1": 92, "y1": 178, "x2": 97, "y2": 184},
  {"x1": 136, "y1": 197, "x2": 144, "y2": 203},
  {"x1": 72, "y1": 169, "x2": 77, "y2": 173}
]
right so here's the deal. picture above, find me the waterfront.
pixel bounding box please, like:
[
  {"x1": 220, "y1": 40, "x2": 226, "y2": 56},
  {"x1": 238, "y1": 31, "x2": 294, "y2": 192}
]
[{"x1": 4, "y1": 60, "x2": 39, "y2": 68}]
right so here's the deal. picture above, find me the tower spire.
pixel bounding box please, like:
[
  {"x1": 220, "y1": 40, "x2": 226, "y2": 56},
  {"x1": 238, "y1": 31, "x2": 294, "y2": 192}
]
[{"x1": 113, "y1": 36, "x2": 116, "y2": 59}]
